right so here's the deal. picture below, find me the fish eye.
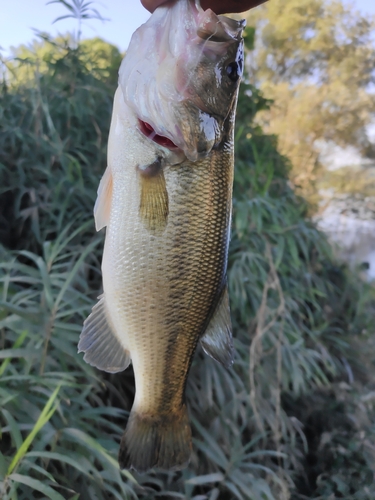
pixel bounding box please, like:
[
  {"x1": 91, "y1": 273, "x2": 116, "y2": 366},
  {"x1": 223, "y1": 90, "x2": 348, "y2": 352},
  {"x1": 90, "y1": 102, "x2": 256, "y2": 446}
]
[{"x1": 226, "y1": 62, "x2": 241, "y2": 82}]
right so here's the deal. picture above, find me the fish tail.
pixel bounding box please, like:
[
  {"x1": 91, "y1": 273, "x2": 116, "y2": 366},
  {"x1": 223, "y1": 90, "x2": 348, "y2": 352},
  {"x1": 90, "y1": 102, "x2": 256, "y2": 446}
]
[{"x1": 118, "y1": 404, "x2": 192, "y2": 472}]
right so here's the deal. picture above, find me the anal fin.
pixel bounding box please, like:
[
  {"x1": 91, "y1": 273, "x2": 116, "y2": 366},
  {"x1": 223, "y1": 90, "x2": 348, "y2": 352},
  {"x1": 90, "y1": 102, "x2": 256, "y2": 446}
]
[
  {"x1": 78, "y1": 295, "x2": 131, "y2": 373},
  {"x1": 200, "y1": 284, "x2": 233, "y2": 369}
]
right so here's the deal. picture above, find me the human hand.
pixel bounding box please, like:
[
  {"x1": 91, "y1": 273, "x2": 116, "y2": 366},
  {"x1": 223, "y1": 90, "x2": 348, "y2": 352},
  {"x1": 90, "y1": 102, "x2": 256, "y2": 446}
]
[{"x1": 141, "y1": 0, "x2": 267, "y2": 15}]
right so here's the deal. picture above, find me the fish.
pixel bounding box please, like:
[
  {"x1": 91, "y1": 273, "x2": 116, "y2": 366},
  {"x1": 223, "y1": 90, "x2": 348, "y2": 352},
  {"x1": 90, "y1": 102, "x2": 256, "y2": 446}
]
[{"x1": 78, "y1": 0, "x2": 245, "y2": 473}]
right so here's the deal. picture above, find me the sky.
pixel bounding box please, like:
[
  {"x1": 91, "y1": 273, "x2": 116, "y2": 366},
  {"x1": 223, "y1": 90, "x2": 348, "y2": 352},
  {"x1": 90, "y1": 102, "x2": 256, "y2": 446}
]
[
  {"x1": 1, "y1": 0, "x2": 375, "y2": 57},
  {"x1": 0, "y1": 0, "x2": 150, "y2": 55}
]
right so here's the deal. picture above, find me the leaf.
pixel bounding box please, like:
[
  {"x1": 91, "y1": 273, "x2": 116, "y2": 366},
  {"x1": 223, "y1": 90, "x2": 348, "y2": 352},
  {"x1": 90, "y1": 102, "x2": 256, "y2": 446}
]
[
  {"x1": 225, "y1": 481, "x2": 243, "y2": 500},
  {"x1": 186, "y1": 473, "x2": 224, "y2": 485},
  {"x1": 243, "y1": 26, "x2": 256, "y2": 51},
  {"x1": 1, "y1": 409, "x2": 23, "y2": 450},
  {"x1": 0, "y1": 331, "x2": 29, "y2": 376},
  {"x1": 22, "y1": 460, "x2": 57, "y2": 483},
  {"x1": 0, "y1": 301, "x2": 41, "y2": 322},
  {"x1": 0, "y1": 348, "x2": 38, "y2": 360},
  {"x1": 9, "y1": 473, "x2": 65, "y2": 500},
  {"x1": 53, "y1": 238, "x2": 100, "y2": 310},
  {"x1": 52, "y1": 14, "x2": 77, "y2": 23},
  {"x1": 192, "y1": 419, "x2": 228, "y2": 469},
  {"x1": 62, "y1": 428, "x2": 136, "y2": 483},
  {"x1": 26, "y1": 451, "x2": 93, "y2": 477},
  {"x1": 7, "y1": 384, "x2": 62, "y2": 475},
  {"x1": 0, "y1": 451, "x2": 8, "y2": 480}
]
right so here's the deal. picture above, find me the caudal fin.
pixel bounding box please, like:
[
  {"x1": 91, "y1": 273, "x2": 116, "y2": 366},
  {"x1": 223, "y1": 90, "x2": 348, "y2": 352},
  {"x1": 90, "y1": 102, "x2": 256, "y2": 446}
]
[{"x1": 118, "y1": 405, "x2": 192, "y2": 472}]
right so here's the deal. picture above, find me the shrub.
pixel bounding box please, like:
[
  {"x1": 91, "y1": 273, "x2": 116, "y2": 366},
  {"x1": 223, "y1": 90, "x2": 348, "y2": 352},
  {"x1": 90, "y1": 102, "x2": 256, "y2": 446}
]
[{"x1": 1, "y1": 35, "x2": 374, "y2": 500}]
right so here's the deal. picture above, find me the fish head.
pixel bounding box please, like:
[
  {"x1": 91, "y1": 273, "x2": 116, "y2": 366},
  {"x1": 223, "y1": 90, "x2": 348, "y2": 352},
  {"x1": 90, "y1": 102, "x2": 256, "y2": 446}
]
[
  {"x1": 119, "y1": 0, "x2": 245, "y2": 162},
  {"x1": 172, "y1": 10, "x2": 245, "y2": 160}
]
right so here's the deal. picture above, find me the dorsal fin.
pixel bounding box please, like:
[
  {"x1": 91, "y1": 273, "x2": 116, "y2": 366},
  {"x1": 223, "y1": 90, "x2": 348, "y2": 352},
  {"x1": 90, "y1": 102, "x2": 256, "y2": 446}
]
[{"x1": 94, "y1": 166, "x2": 113, "y2": 231}]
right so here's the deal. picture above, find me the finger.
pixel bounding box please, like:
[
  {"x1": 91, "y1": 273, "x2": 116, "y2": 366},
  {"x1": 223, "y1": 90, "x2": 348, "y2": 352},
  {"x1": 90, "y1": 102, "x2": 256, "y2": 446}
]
[
  {"x1": 141, "y1": 0, "x2": 267, "y2": 15},
  {"x1": 141, "y1": 0, "x2": 169, "y2": 13},
  {"x1": 200, "y1": 0, "x2": 267, "y2": 14}
]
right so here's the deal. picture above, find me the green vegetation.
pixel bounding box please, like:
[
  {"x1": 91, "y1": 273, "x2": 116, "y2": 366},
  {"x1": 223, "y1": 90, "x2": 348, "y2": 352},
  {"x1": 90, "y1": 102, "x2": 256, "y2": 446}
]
[
  {"x1": 1, "y1": 29, "x2": 375, "y2": 500},
  {"x1": 246, "y1": 0, "x2": 375, "y2": 205},
  {"x1": 319, "y1": 166, "x2": 375, "y2": 199}
]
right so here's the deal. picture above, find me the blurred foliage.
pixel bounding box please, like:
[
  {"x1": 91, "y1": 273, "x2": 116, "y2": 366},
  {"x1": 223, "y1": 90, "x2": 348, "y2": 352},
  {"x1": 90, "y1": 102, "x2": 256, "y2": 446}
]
[
  {"x1": 6, "y1": 35, "x2": 122, "y2": 88},
  {"x1": 1, "y1": 30, "x2": 375, "y2": 500},
  {"x1": 47, "y1": 0, "x2": 109, "y2": 46},
  {"x1": 318, "y1": 165, "x2": 375, "y2": 198},
  {"x1": 246, "y1": 0, "x2": 375, "y2": 206}
]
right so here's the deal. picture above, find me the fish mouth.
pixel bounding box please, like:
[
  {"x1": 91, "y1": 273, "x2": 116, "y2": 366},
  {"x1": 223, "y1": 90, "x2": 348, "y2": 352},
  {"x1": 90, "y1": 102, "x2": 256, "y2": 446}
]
[{"x1": 138, "y1": 120, "x2": 179, "y2": 150}]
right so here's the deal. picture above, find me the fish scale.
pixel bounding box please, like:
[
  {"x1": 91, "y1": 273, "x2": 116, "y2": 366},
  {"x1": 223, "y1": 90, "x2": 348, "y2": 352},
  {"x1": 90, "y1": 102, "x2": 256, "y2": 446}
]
[{"x1": 105, "y1": 153, "x2": 231, "y2": 414}]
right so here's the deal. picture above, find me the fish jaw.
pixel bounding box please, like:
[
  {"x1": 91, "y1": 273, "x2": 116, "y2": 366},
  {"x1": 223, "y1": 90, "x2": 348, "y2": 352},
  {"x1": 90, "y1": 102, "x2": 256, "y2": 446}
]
[{"x1": 119, "y1": 0, "x2": 245, "y2": 161}]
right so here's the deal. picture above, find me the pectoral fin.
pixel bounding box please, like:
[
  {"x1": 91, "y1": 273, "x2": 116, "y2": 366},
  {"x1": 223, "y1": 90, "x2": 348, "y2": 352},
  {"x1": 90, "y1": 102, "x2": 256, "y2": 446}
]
[
  {"x1": 78, "y1": 295, "x2": 131, "y2": 373},
  {"x1": 138, "y1": 158, "x2": 168, "y2": 232},
  {"x1": 200, "y1": 284, "x2": 233, "y2": 368},
  {"x1": 94, "y1": 166, "x2": 113, "y2": 231}
]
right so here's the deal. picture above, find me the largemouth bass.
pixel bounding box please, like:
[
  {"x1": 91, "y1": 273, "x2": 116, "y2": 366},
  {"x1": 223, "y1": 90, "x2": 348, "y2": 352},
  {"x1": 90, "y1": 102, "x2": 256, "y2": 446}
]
[{"x1": 78, "y1": 0, "x2": 245, "y2": 472}]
